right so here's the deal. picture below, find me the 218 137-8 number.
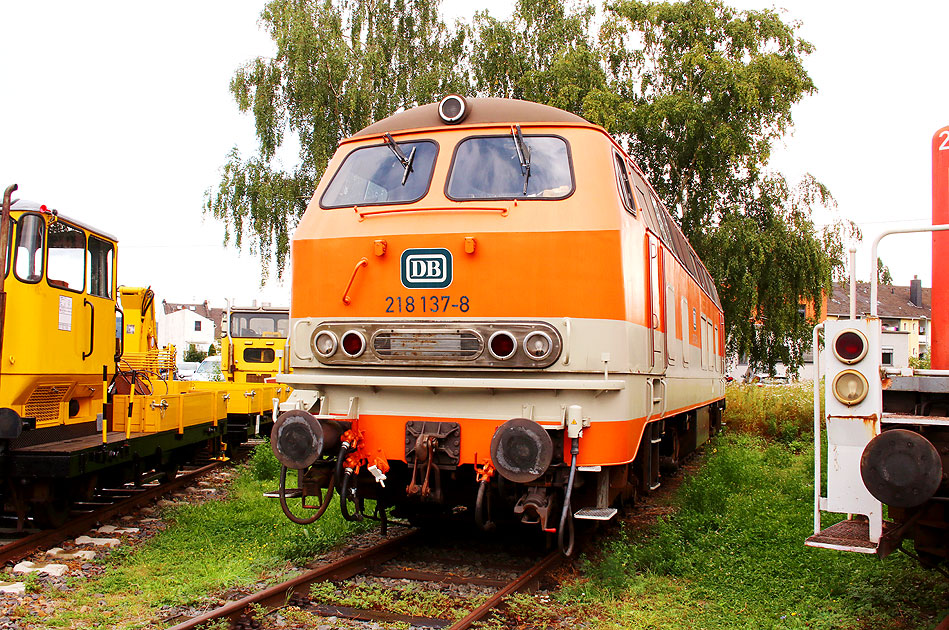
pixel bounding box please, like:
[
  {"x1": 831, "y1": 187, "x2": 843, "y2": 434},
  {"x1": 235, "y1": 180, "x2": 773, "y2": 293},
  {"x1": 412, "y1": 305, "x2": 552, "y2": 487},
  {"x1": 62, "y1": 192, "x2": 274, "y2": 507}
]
[{"x1": 385, "y1": 295, "x2": 469, "y2": 313}]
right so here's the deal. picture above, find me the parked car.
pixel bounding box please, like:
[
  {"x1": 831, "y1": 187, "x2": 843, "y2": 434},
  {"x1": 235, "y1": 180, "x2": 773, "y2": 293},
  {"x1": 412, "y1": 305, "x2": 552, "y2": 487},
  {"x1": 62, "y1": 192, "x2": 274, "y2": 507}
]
[
  {"x1": 176, "y1": 361, "x2": 199, "y2": 380},
  {"x1": 186, "y1": 356, "x2": 222, "y2": 381}
]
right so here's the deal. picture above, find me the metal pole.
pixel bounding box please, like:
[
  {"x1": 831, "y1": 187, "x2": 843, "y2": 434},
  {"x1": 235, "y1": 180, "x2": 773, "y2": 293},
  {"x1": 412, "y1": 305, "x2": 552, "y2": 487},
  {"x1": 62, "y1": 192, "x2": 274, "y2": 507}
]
[
  {"x1": 812, "y1": 322, "x2": 823, "y2": 535},
  {"x1": 870, "y1": 225, "x2": 949, "y2": 317},
  {"x1": 848, "y1": 247, "x2": 856, "y2": 319}
]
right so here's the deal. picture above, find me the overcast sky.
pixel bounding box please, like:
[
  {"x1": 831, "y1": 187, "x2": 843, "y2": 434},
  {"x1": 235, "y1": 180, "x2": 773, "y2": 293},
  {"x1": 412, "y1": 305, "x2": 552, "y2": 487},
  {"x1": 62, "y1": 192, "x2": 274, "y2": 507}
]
[{"x1": 1, "y1": 0, "x2": 946, "y2": 308}]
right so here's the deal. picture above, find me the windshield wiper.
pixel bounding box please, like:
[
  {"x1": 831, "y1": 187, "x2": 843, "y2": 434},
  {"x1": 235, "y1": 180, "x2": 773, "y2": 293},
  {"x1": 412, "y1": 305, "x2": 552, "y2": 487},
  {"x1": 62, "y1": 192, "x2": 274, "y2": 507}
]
[
  {"x1": 511, "y1": 124, "x2": 531, "y2": 194},
  {"x1": 384, "y1": 133, "x2": 416, "y2": 186}
]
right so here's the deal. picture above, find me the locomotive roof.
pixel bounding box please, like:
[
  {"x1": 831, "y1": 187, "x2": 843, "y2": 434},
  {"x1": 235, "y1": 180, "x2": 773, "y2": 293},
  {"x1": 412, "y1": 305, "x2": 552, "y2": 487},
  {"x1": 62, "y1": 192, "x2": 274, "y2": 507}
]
[
  {"x1": 352, "y1": 98, "x2": 589, "y2": 138},
  {"x1": 9, "y1": 199, "x2": 118, "y2": 242}
]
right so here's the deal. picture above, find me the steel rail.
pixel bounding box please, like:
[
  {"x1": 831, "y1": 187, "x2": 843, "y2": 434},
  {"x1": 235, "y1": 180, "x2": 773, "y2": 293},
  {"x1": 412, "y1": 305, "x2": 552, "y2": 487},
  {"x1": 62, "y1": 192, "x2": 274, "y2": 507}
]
[
  {"x1": 165, "y1": 530, "x2": 562, "y2": 630},
  {"x1": 166, "y1": 529, "x2": 421, "y2": 630},
  {"x1": 0, "y1": 462, "x2": 220, "y2": 566},
  {"x1": 446, "y1": 549, "x2": 562, "y2": 630}
]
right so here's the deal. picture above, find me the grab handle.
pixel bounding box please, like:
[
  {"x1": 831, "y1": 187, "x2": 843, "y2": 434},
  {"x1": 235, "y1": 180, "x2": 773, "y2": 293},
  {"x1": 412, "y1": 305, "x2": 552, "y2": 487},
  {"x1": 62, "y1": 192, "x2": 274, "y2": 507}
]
[
  {"x1": 82, "y1": 299, "x2": 95, "y2": 360},
  {"x1": 342, "y1": 258, "x2": 369, "y2": 305}
]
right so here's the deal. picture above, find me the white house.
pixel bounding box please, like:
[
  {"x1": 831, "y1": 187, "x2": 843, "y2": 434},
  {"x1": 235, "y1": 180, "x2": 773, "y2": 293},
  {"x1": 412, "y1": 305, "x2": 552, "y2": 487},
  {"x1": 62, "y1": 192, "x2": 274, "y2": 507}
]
[{"x1": 158, "y1": 306, "x2": 216, "y2": 362}]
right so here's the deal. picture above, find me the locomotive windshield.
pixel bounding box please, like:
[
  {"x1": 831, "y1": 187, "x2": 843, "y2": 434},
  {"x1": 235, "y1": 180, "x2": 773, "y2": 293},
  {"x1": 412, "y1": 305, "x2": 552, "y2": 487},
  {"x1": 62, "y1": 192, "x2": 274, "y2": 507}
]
[
  {"x1": 446, "y1": 135, "x2": 573, "y2": 200},
  {"x1": 229, "y1": 312, "x2": 289, "y2": 338},
  {"x1": 321, "y1": 140, "x2": 437, "y2": 208}
]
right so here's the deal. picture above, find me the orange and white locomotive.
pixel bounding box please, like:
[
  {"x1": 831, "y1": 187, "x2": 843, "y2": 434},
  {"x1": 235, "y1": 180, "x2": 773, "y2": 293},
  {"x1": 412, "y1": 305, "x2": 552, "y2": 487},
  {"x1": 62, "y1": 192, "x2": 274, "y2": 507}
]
[{"x1": 272, "y1": 97, "x2": 725, "y2": 552}]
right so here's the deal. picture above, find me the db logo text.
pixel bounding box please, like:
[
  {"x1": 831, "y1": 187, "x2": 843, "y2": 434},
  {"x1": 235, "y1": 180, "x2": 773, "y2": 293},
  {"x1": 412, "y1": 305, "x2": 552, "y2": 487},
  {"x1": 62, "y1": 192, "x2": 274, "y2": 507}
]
[{"x1": 401, "y1": 248, "x2": 453, "y2": 289}]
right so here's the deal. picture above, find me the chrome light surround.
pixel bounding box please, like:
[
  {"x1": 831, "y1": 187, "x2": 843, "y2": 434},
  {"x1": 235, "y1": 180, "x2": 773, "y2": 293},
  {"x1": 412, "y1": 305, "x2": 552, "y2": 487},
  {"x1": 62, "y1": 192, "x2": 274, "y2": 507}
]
[
  {"x1": 340, "y1": 330, "x2": 367, "y2": 358},
  {"x1": 522, "y1": 331, "x2": 553, "y2": 361},
  {"x1": 312, "y1": 330, "x2": 338, "y2": 358},
  {"x1": 487, "y1": 331, "x2": 518, "y2": 360}
]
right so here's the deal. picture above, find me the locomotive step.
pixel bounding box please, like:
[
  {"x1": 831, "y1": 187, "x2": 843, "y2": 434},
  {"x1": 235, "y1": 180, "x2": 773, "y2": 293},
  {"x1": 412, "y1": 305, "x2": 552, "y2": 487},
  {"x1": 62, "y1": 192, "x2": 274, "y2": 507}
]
[
  {"x1": 573, "y1": 507, "x2": 618, "y2": 521},
  {"x1": 805, "y1": 518, "x2": 897, "y2": 554}
]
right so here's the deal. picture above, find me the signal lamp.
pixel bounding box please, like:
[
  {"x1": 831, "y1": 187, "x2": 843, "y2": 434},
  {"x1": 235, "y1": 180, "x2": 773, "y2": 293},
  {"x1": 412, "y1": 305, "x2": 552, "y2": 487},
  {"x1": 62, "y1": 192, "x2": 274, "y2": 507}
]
[
  {"x1": 523, "y1": 331, "x2": 552, "y2": 360},
  {"x1": 488, "y1": 331, "x2": 517, "y2": 360},
  {"x1": 832, "y1": 369, "x2": 869, "y2": 406},
  {"x1": 313, "y1": 331, "x2": 338, "y2": 358},
  {"x1": 341, "y1": 330, "x2": 366, "y2": 358},
  {"x1": 438, "y1": 94, "x2": 468, "y2": 124},
  {"x1": 833, "y1": 329, "x2": 868, "y2": 364}
]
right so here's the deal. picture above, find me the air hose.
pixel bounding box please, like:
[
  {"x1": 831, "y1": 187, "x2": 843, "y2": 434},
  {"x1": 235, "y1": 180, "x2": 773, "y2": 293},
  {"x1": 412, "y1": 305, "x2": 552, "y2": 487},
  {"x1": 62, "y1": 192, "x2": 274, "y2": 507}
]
[
  {"x1": 334, "y1": 442, "x2": 351, "y2": 492},
  {"x1": 475, "y1": 481, "x2": 496, "y2": 532},
  {"x1": 278, "y1": 465, "x2": 333, "y2": 525},
  {"x1": 557, "y1": 437, "x2": 579, "y2": 556},
  {"x1": 339, "y1": 469, "x2": 363, "y2": 522}
]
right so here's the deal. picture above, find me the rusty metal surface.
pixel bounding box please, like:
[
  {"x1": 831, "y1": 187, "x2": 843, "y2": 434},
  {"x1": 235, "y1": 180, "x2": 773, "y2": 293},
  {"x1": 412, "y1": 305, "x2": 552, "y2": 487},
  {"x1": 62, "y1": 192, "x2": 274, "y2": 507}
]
[
  {"x1": 0, "y1": 462, "x2": 220, "y2": 566},
  {"x1": 936, "y1": 613, "x2": 949, "y2": 630},
  {"x1": 166, "y1": 529, "x2": 421, "y2": 630},
  {"x1": 446, "y1": 550, "x2": 562, "y2": 630}
]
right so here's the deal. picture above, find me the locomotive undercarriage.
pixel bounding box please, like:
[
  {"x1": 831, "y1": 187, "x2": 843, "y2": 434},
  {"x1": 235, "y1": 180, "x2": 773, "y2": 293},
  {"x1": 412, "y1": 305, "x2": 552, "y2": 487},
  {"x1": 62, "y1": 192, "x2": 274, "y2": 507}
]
[{"x1": 270, "y1": 399, "x2": 724, "y2": 554}]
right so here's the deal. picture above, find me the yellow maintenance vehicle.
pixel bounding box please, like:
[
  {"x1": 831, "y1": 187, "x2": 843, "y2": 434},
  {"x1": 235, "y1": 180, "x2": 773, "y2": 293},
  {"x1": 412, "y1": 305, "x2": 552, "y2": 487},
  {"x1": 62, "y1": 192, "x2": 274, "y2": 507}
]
[
  {"x1": 0, "y1": 186, "x2": 284, "y2": 526},
  {"x1": 221, "y1": 303, "x2": 290, "y2": 383}
]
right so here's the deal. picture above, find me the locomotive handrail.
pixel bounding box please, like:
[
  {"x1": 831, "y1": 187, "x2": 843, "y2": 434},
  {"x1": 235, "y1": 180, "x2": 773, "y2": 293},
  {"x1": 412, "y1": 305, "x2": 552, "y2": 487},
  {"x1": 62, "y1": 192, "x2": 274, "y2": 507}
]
[
  {"x1": 353, "y1": 204, "x2": 509, "y2": 221},
  {"x1": 278, "y1": 373, "x2": 625, "y2": 391}
]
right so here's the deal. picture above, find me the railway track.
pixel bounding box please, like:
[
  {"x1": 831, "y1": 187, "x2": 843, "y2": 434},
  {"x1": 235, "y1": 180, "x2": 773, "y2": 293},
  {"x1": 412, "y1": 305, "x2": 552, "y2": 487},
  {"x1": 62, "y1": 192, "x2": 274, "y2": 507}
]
[
  {"x1": 0, "y1": 461, "x2": 222, "y2": 566},
  {"x1": 167, "y1": 527, "x2": 564, "y2": 630}
]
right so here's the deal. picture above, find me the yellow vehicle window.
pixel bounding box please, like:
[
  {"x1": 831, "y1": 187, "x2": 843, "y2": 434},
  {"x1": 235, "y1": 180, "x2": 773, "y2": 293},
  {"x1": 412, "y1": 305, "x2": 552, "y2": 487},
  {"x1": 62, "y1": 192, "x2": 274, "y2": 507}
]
[
  {"x1": 47, "y1": 222, "x2": 85, "y2": 292},
  {"x1": 243, "y1": 348, "x2": 276, "y2": 363},
  {"x1": 14, "y1": 214, "x2": 44, "y2": 283},
  {"x1": 230, "y1": 313, "x2": 289, "y2": 338},
  {"x1": 87, "y1": 236, "x2": 114, "y2": 298}
]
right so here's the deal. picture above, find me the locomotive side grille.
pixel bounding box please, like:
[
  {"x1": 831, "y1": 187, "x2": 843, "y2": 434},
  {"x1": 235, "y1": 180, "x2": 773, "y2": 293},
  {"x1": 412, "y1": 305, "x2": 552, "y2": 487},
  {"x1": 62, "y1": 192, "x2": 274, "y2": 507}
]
[
  {"x1": 25, "y1": 384, "x2": 69, "y2": 423},
  {"x1": 372, "y1": 330, "x2": 483, "y2": 360}
]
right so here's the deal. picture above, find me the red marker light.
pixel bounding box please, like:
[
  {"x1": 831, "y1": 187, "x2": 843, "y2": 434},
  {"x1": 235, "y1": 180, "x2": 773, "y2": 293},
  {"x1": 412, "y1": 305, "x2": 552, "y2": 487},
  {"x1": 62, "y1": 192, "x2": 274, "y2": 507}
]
[{"x1": 834, "y1": 330, "x2": 867, "y2": 364}]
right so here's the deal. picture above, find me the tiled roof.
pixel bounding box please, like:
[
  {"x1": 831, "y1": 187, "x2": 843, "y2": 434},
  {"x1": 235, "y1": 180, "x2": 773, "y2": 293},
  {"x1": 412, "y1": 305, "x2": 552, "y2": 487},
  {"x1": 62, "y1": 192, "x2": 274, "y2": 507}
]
[{"x1": 827, "y1": 281, "x2": 930, "y2": 319}]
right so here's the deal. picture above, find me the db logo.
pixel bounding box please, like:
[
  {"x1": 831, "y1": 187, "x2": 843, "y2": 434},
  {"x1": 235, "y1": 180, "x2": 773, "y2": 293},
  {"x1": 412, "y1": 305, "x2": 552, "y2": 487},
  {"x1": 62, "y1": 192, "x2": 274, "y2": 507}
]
[{"x1": 401, "y1": 248, "x2": 453, "y2": 289}]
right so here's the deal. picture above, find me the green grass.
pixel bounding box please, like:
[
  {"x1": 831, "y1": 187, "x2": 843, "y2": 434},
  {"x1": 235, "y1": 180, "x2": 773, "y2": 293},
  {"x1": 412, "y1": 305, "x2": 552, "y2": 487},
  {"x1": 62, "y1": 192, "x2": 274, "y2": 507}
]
[
  {"x1": 562, "y1": 433, "x2": 947, "y2": 629},
  {"x1": 29, "y1": 442, "x2": 371, "y2": 628},
  {"x1": 723, "y1": 381, "x2": 819, "y2": 444}
]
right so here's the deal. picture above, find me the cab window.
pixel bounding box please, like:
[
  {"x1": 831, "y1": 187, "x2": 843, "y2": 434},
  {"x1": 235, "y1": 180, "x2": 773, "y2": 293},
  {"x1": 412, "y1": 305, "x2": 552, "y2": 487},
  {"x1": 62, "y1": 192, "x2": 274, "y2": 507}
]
[
  {"x1": 244, "y1": 348, "x2": 276, "y2": 363},
  {"x1": 47, "y1": 221, "x2": 85, "y2": 292},
  {"x1": 14, "y1": 214, "x2": 44, "y2": 283},
  {"x1": 87, "y1": 236, "x2": 114, "y2": 298},
  {"x1": 321, "y1": 140, "x2": 438, "y2": 208},
  {"x1": 614, "y1": 153, "x2": 635, "y2": 215},
  {"x1": 229, "y1": 313, "x2": 289, "y2": 338},
  {"x1": 446, "y1": 134, "x2": 573, "y2": 200}
]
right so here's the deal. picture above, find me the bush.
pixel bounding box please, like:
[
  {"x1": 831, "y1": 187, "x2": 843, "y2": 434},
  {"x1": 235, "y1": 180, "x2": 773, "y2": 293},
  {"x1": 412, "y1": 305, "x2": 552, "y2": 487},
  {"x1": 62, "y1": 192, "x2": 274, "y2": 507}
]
[
  {"x1": 183, "y1": 343, "x2": 207, "y2": 362},
  {"x1": 248, "y1": 441, "x2": 280, "y2": 481}
]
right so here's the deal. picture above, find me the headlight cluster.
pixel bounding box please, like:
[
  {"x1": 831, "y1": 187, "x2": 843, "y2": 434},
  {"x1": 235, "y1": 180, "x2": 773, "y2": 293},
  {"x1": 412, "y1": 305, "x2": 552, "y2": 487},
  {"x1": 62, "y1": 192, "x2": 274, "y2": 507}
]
[{"x1": 308, "y1": 321, "x2": 561, "y2": 367}]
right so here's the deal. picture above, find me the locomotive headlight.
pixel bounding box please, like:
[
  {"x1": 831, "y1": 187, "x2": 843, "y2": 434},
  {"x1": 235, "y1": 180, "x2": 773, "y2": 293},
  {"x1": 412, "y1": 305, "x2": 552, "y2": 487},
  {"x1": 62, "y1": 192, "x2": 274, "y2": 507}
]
[
  {"x1": 522, "y1": 331, "x2": 552, "y2": 360},
  {"x1": 488, "y1": 331, "x2": 517, "y2": 360},
  {"x1": 312, "y1": 330, "x2": 338, "y2": 358},
  {"x1": 832, "y1": 369, "x2": 869, "y2": 406},
  {"x1": 341, "y1": 330, "x2": 367, "y2": 358},
  {"x1": 833, "y1": 329, "x2": 868, "y2": 364}
]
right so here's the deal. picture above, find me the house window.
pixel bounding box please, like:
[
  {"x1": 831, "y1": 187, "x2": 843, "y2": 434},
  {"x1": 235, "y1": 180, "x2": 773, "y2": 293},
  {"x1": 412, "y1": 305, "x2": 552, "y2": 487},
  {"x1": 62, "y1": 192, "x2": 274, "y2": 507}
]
[
  {"x1": 881, "y1": 346, "x2": 894, "y2": 366},
  {"x1": 194, "y1": 321, "x2": 202, "y2": 332}
]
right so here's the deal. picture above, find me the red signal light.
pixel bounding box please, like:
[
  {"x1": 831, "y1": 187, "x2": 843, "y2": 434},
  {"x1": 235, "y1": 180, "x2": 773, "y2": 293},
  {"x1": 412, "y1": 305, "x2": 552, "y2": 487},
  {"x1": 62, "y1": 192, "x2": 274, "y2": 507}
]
[
  {"x1": 341, "y1": 331, "x2": 366, "y2": 358},
  {"x1": 834, "y1": 330, "x2": 868, "y2": 364},
  {"x1": 488, "y1": 331, "x2": 516, "y2": 360}
]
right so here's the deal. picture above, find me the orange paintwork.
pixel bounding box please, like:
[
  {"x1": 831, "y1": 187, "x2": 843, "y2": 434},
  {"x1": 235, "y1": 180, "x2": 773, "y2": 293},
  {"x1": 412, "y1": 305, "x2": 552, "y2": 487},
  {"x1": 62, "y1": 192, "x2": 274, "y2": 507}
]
[{"x1": 932, "y1": 125, "x2": 949, "y2": 369}]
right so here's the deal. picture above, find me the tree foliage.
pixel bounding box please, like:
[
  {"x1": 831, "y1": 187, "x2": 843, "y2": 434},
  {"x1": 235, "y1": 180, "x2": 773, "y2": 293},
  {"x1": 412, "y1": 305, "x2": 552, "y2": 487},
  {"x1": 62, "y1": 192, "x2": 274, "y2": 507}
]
[{"x1": 208, "y1": 0, "x2": 854, "y2": 371}]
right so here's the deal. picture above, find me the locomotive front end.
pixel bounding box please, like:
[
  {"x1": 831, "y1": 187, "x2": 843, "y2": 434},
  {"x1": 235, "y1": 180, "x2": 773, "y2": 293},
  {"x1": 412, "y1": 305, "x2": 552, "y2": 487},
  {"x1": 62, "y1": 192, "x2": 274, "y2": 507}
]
[{"x1": 275, "y1": 98, "x2": 725, "y2": 551}]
